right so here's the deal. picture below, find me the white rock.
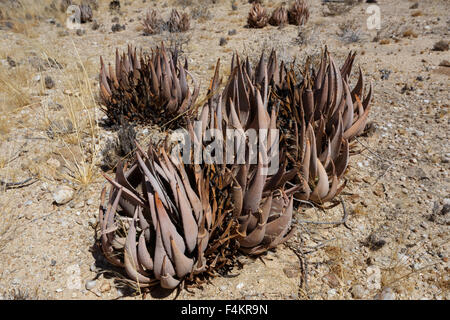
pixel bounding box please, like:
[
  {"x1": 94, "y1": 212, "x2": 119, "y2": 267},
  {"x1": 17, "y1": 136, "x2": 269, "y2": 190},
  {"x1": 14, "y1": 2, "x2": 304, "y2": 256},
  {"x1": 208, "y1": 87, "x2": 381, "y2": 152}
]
[
  {"x1": 327, "y1": 289, "x2": 337, "y2": 297},
  {"x1": 47, "y1": 158, "x2": 61, "y2": 168},
  {"x1": 379, "y1": 287, "x2": 395, "y2": 300},
  {"x1": 52, "y1": 186, "x2": 74, "y2": 205},
  {"x1": 366, "y1": 266, "x2": 381, "y2": 290},
  {"x1": 351, "y1": 285, "x2": 365, "y2": 299},
  {"x1": 236, "y1": 283, "x2": 244, "y2": 290},
  {"x1": 85, "y1": 280, "x2": 96, "y2": 290}
]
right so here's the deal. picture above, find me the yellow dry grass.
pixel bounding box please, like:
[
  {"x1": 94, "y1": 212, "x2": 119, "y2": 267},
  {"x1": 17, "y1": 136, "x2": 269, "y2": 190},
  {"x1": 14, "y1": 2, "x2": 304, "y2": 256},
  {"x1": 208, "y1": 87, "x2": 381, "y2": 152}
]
[{"x1": 0, "y1": 0, "x2": 66, "y2": 38}]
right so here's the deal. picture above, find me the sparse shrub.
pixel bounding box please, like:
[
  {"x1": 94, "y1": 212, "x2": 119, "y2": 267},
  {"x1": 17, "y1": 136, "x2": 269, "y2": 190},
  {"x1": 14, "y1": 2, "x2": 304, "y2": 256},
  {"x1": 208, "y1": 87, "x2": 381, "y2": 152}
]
[
  {"x1": 98, "y1": 44, "x2": 199, "y2": 127},
  {"x1": 168, "y1": 9, "x2": 190, "y2": 33},
  {"x1": 142, "y1": 9, "x2": 162, "y2": 35},
  {"x1": 269, "y1": 5, "x2": 288, "y2": 26},
  {"x1": 247, "y1": 3, "x2": 268, "y2": 28},
  {"x1": 288, "y1": 0, "x2": 309, "y2": 26}
]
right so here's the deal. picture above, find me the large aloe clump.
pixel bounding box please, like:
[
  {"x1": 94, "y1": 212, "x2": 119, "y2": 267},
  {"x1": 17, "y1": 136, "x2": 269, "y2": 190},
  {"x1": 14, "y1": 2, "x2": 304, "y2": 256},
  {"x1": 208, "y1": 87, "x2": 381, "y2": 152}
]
[{"x1": 98, "y1": 44, "x2": 373, "y2": 290}]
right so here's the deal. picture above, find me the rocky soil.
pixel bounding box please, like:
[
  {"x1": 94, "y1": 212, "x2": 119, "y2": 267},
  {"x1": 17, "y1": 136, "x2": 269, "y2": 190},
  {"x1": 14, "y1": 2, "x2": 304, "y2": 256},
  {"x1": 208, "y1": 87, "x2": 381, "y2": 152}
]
[{"x1": 0, "y1": 0, "x2": 448, "y2": 300}]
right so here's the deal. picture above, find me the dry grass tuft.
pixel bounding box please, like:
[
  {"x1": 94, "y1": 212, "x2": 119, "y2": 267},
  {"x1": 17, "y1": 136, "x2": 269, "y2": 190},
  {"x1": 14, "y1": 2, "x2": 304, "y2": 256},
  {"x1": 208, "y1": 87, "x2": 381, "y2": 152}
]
[
  {"x1": 0, "y1": 64, "x2": 32, "y2": 110},
  {"x1": 0, "y1": 0, "x2": 66, "y2": 38},
  {"x1": 35, "y1": 43, "x2": 101, "y2": 188}
]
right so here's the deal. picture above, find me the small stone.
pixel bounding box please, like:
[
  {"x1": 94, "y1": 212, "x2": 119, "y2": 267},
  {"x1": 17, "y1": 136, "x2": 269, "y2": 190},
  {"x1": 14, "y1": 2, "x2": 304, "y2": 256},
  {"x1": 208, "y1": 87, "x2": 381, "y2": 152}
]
[
  {"x1": 283, "y1": 267, "x2": 300, "y2": 279},
  {"x1": 76, "y1": 29, "x2": 86, "y2": 36},
  {"x1": 364, "y1": 233, "x2": 386, "y2": 251},
  {"x1": 219, "y1": 285, "x2": 227, "y2": 291},
  {"x1": 58, "y1": 30, "x2": 69, "y2": 37},
  {"x1": 45, "y1": 76, "x2": 55, "y2": 89},
  {"x1": 433, "y1": 40, "x2": 449, "y2": 51},
  {"x1": 111, "y1": 16, "x2": 119, "y2": 23},
  {"x1": 86, "y1": 198, "x2": 95, "y2": 206},
  {"x1": 52, "y1": 186, "x2": 74, "y2": 205},
  {"x1": 219, "y1": 37, "x2": 227, "y2": 46},
  {"x1": 85, "y1": 280, "x2": 96, "y2": 290},
  {"x1": 379, "y1": 69, "x2": 391, "y2": 80},
  {"x1": 47, "y1": 158, "x2": 61, "y2": 168},
  {"x1": 231, "y1": 2, "x2": 237, "y2": 11},
  {"x1": 439, "y1": 60, "x2": 450, "y2": 67},
  {"x1": 24, "y1": 200, "x2": 33, "y2": 206},
  {"x1": 228, "y1": 29, "x2": 237, "y2": 36},
  {"x1": 33, "y1": 74, "x2": 41, "y2": 82},
  {"x1": 351, "y1": 284, "x2": 365, "y2": 299},
  {"x1": 327, "y1": 288, "x2": 337, "y2": 297},
  {"x1": 109, "y1": 0, "x2": 120, "y2": 12},
  {"x1": 56, "y1": 288, "x2": 63, "y2": 293},
  {"x1": 366, "y1": 266, "x2": 381, "y2": 290},
  {"x1": 100, "y1": 282, "x2": 111, "y2": 293},
  {"x1": 111, "y1": 23, "x2": 125, "y2": 32},
  {"x1": 378, "y1": 287, "x2": 395, "y2": 300},
  {"x1": 91, "y1": 20, "x2": 100, "y2": 30},
  {"x1": 6, "y1": 56, "x2": 16, "y2": 67},
  {"x1": 50, "y1": 259, "x2": 56, "y2": 266},
  {"x1": 236, "y1": 282, "x2": 244, "y2": 290}
]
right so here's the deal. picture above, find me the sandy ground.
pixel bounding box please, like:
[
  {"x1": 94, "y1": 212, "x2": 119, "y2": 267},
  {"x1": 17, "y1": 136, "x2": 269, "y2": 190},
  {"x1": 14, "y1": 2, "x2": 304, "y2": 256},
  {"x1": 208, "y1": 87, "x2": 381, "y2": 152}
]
[{"x1": 0, "y1": 0, "x2": 448, "y2": 300}]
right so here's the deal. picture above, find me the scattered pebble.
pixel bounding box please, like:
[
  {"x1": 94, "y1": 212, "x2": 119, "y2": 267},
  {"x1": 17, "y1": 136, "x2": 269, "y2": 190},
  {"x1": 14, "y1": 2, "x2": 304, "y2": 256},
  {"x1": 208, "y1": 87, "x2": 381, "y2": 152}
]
[
  {"x1": 439, "y1": 60, "x2": 450, "y2": 67},
  {"x1": 46, "y1": 158, "x2": 61, "y2": 168},
  {"x1": 236, "y1": 282, "x2": 244, "y2": 290},
  {"x1": 91, "y1": 20, "x2": 100, "y2": 30},
  {"x1": 52, "y1": 186, "x2": 74, "y2": 205},
  {"x1": 351, "y1": 284, "x2": 366, "y2": 299},
  {"x1": 327, "y1": 288, "x2": 337, "y2": 297},
  {"x1": 76, "y1": 29, "x2": 86, "y2": 36},
  {"x1": 45, "y1": 76, "x2": 55, "y2": 89},
  {"x1": 283, "y1": 267, "x2": 300, "y2": 279},
  {"x1": 6, "y1": 56, "x2": 16, "y2": 67},
  {"x1": 377, "y1": 287, "x2": 396, "y2": 300},
  {"x1": 379, "y1": 69, "x2": 391, "y2": 80},
  {"x1": 111, "y1": 24, "x2": 125, "y2": 32},
  {"x1": 228, "y1": 29, "x2": 237, "y2": 36},
  {"x1": 219, "y1": 37, "x2": 227, "y2": 46},
  {"x1": 366, "y1": 266, "x2": 381, "y2": 290},
  {"x1": 433, "y1": 40, "x2": 449, "y2": 51},
  {"x1": 85, "y1": 280, "x2": 96, "y2": 290}
]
